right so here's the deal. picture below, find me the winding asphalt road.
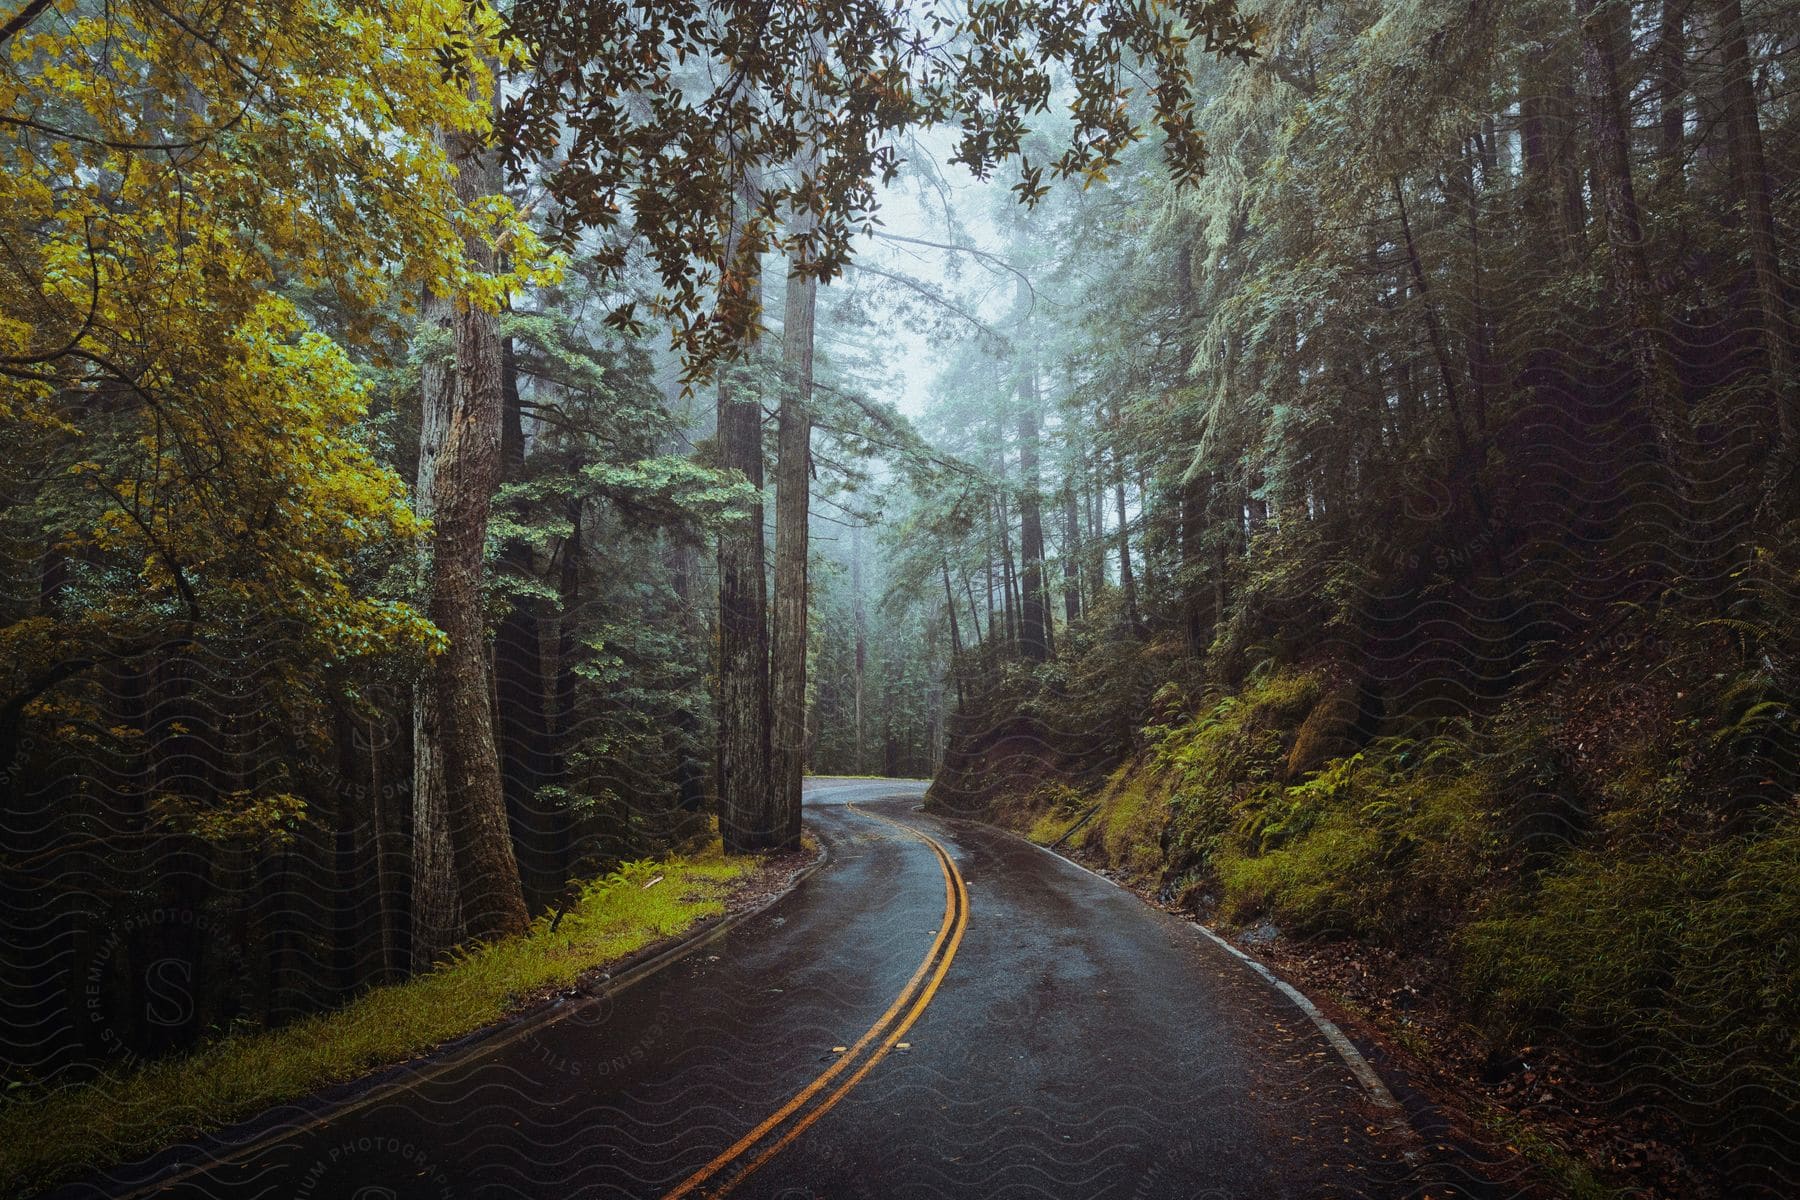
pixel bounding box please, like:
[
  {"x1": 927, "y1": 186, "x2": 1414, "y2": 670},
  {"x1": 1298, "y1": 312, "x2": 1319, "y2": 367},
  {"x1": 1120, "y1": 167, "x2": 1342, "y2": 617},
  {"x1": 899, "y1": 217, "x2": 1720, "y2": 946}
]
[{"x1": 58, "y1": 779, "x2": 1479, "y2": 1199}]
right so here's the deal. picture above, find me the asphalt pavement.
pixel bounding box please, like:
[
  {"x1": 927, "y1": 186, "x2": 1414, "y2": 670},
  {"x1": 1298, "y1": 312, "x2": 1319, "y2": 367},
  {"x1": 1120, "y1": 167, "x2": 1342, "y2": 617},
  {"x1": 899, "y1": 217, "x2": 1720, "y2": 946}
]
[{"x1": 53, "y1": 778, "x2": 1487, "y2": 1199}]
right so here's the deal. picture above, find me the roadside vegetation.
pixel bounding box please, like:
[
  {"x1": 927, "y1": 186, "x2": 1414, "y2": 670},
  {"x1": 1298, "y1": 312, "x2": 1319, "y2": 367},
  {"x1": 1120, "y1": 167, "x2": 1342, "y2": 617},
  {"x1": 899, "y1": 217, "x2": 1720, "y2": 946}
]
[
  {"x1": 945, "y1": 591, "x2": 1799, "y2": 1196},
  {"x1": 882, "y1": 0, "x2": 1800, "y2": 1193},
  {"x1": 0, "y1": 850, "x2": 753, "y2": 1197}
]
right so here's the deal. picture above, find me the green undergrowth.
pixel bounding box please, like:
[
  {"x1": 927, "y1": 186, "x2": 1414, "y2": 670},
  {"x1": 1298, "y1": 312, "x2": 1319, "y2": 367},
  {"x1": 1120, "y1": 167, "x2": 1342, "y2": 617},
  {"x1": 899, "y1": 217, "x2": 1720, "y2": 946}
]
[
  {"x1": 1024, "y1": 668, "x2": 1504, "y2": 941},
  {"x1": 1462, "y1": 818, "x2": 1800, "y2": 1127},
  {"x1": 0, "y1": 848, "x2": 755, "y2": 1197},
  {"x1": 1213, "y1": 741, "x2": 1499, "y2": 940},
  {"x1": 987, "y1": 641, "x2": 1800, "y2": 1168}
]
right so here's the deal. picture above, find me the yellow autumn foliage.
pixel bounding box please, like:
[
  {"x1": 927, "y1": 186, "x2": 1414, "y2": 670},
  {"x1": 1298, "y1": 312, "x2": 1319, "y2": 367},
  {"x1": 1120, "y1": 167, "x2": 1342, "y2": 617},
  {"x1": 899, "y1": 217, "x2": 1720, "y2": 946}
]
[{"x1": 0, "y1": 0, "x2": 557, "y2": 697}]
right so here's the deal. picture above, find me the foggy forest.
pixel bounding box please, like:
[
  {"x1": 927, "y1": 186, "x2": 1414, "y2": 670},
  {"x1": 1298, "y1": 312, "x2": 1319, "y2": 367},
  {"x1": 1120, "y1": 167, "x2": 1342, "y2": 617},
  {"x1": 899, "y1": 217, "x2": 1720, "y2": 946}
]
[{"x1": 2, "y1": 0, "x2": 1797, "y2": 1196}]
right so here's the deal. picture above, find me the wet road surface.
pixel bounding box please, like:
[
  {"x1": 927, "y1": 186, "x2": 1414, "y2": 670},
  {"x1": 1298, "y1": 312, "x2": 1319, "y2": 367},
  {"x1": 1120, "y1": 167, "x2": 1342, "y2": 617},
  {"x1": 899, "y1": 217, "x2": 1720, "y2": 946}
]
[{"x1": 55, "y1": 779, "x2": 1456, "y2": 1199}]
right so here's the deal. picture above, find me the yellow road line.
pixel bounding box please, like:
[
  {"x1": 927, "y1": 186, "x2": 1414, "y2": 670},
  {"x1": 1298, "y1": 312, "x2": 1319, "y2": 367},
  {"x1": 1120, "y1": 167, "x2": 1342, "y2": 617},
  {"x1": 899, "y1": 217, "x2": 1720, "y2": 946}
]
[
  {"x1": 661, "y1": 805, "x2": 968, "y2": 1200},
  {"x1": 712, "y1": 822, "x2": 970, "y2": 1196}
]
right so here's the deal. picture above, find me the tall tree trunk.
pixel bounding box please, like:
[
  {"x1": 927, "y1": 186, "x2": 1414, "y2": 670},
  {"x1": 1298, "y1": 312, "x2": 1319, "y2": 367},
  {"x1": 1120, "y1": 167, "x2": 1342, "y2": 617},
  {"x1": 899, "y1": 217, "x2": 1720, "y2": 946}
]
[
  {"x1": 715, "y1": 162, "x2": 774, "y2": 852},
  {"x1": 941, "y1": 559, "x2": 965, "y2": 710},
  {"x1": 1555, "y1": 83, "x2": 1591, "y2": 257},
  {"x1": 549, "y1": 494, "x2": 583, "y2": 881},
  {"x1": 1714, "y1": 0, "x2": 1795, "y2": 464},
  {"x1": 411, "y1": 286, "x2": 461, "y2": 968},
  {"x1": 1110, "y1": 407, "x2": 1142, "y2": 630},
  {"x1": 991, "y1": 432, "x2": 1020, "y2": 652},
  {"x1": 998, "y1": 499, "x2": 1019, "y2": 648},
  {"x1": 1520, "y1": 91, "x2": 1553, "y2": 235},
  {"x1": 1180, "y1": 472, "x2": 1210, "y2": 656},
  {"x1": 1574, "y1": 0, "x2": 1685, "y2": 472},
  {"x1": 1393, "y1": 176, "x2": 1471, "y2": 455},
  {"x1": 983, "y1": 492, "x2": 1009, "y2": 647},
  {"x1": 1657, "y1": 0, "x2": 1688, "y2": 190},
  {"x1": 1015, "y1": 364, "x2": 1050, "y2": 661},
  {"x1": 1115, "y1": 466, "x2": 1141, "y2": 629},
  {"x1": 1062, "y1": 484, "x2": 1083, "y2": 625},
  {"x1": 434, "y1": 163, "x2": 529, "y2": 938},
  {"x1": 851, "y1": 521, "x2": 866, "y2": 775},
  {"x1": 1457, "y1": 143, "x2": 1494, "y2": 441},
  {"x1": 770, "y1": 162, "x2": 818, "y2": 849},
  {"x1": 668, "y1": 540, "x2": 708, "y2": 816},
  {"x1": 368, "y1": 712, "x2": 398, "y2": 980},
  {"x1": 494, "y1": 339, "x2": 556, "y2": 908},
  {"x1": 1084, "y1": 450, "x2": 1107, "y2": 602},
  {"x1": 963, "y1": 571, "x2": 985, "y2": 647}
]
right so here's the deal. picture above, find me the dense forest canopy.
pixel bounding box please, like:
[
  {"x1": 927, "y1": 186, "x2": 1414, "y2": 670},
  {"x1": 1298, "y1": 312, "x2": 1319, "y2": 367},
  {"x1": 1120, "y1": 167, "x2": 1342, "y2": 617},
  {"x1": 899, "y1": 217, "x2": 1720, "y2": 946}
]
[{"x1": 2, "y1": 0, "x2": 1798, "y2": 1194}]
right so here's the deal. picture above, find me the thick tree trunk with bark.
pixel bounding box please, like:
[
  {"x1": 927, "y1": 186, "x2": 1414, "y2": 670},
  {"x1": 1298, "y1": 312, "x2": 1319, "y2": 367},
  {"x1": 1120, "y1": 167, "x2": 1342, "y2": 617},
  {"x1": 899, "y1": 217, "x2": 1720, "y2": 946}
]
[
  {"x1": 715, "y1": 165, "x2": 774, "y2": 852},
  {"x1": 1714, "y1": 0, "x2": 1795, "y2": 465},
  {"x1": 716, "y1": 366, "x2": 772, "y2": 848},
  {"x1": 411, "y1": 286, "x2": 461, "y2": 968},
  {"x1": 434, "y1": 210, "x2": 529, "y2": 940},
  {"x1": 771, "y1": 182, "x2": 817, "y2": 848}
]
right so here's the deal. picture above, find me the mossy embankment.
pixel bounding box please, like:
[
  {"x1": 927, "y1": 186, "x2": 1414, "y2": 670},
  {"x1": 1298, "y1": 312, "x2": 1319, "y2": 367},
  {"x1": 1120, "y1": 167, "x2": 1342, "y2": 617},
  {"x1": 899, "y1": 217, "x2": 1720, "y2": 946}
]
[
  {"x1": 931, "y1": 609, "x2": 1800, "y2": 1199},
  {"x1": 0, "y1": 846, "x2": 770, "y2": 1197}
]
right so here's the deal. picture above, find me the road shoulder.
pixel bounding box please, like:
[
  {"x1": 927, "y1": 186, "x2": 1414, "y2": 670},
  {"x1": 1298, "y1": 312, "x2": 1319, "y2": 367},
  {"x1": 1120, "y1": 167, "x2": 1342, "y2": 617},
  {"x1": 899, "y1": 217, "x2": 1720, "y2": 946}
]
[{"x1": 25, "y1": 836, "x2": 828, "y2": 1200}]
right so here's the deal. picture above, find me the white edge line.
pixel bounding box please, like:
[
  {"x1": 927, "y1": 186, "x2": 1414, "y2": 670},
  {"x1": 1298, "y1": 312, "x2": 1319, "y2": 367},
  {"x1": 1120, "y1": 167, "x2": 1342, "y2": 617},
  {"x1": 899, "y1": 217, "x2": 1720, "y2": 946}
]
[{"x1": 1011, "y1": 832, "x2": 1422, "y2": 1151}]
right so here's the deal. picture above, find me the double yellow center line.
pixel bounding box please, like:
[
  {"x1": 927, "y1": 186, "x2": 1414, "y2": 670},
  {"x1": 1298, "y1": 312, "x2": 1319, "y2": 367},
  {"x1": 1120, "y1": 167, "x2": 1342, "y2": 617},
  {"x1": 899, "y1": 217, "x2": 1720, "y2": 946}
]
[{"x1": 661, "y1": 805, "x2": 970, "y2": 1199}]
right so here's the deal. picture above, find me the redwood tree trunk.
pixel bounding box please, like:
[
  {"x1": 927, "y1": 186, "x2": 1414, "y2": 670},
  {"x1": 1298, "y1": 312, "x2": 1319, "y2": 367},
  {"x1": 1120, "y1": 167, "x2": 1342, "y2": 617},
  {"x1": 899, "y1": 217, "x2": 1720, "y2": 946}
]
[
  {"x1": 716, "y1": 170, "x2": 774, "y2": 853},
  {"x1": 495, "y1": 339, "x2": 558, "y2": 908},
  {"x1": 434, "y1": 132, "x2": 528, "y2": 939},
  {"x1": 771, "y1": 177, "x2": 817, "y2": 848},
  {"x1": 411, "y1": 286, "x2": 461, "y2": 968},
  {"x1": 716, "y1": 361, "x2": 772, "y2": 850}
]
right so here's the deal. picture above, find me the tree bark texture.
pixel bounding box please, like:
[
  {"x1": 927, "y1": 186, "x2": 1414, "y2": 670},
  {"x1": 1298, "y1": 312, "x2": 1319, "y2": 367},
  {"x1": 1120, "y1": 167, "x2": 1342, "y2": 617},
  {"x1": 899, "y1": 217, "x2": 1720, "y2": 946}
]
[{"x1": 771, "y1": 171, "x2": 817, "y2": 848}]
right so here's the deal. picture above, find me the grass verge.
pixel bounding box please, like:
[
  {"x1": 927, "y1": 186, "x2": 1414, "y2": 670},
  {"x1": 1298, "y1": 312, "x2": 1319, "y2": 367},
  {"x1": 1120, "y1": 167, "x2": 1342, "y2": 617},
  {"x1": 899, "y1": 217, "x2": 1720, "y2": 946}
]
[{"x1": 0, "y1": 847, "x2": 756, "y2": 1197}]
